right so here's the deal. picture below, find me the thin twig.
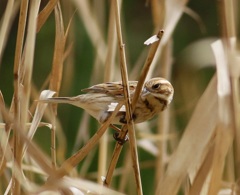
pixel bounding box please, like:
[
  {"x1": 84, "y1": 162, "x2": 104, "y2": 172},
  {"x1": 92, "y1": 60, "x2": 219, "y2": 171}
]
[{"x1": 131, "y1": 30, "x2": 164, "y2": 110}]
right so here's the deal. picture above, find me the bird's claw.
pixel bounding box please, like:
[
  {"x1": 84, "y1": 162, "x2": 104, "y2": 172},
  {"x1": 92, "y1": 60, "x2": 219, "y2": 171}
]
[{"x1": 113, "y1": 132, "x2": 128, "y2": 145}]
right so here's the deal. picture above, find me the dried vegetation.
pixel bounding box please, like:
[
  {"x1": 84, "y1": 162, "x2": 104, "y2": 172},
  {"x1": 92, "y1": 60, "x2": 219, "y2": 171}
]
[{"x1": 0, "y1": 0, "x2": 239, "y2": 194}]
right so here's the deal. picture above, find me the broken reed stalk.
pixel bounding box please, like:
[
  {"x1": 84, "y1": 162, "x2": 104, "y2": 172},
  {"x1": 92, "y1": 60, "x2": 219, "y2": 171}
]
[
  {"x1": 131, "y1": 30, "x2": 164, "y2": 109},
  {"x1": 45, "y1": 102, "x2": 123, "y2": 183},
  {"x1": 104, "y1": 30, "x2": 164, "y2": 188}
]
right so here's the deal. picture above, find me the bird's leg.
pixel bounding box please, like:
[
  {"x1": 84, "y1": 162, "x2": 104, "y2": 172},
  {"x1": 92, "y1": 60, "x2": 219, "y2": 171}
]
[
  {"x1": 109, "y1": 124, "x2": 121, "y2": 132},
  {"x1": 113, "y1": 132, "x2": 129, "y2": 145},
  {"x1": 109, "y1": 124, "x2": 128, "y2": 145},
  {"x1": 119, "y1": 114, "x2": 127, "y2": 124}
]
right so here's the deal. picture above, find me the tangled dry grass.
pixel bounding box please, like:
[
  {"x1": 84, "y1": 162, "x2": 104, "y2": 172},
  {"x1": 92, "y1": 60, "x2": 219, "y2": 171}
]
[{"x1": 0, "y1": 0, "x2": 239, "y2": 194}]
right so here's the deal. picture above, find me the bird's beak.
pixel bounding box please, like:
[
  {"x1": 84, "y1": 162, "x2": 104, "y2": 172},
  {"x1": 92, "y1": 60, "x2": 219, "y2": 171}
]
[{"x1": 141, "y1": 88, "x2": 150, "y2": 97}]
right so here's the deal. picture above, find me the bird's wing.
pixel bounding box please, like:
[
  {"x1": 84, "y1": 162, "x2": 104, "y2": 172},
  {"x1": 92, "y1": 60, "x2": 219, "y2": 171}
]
[{"x1": 82, "y1": 81, "x2": 138, "y2": 97}]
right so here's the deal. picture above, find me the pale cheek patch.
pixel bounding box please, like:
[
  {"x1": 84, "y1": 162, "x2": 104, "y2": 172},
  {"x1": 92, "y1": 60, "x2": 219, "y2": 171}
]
[{"x1": 107, "y1": 103, "x2": 126, "y2": 112}]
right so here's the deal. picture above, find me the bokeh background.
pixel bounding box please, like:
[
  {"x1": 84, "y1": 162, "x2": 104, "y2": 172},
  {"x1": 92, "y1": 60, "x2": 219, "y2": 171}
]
[{"x1": 1, "y1": 0, "x2": 237, "y2": 194}]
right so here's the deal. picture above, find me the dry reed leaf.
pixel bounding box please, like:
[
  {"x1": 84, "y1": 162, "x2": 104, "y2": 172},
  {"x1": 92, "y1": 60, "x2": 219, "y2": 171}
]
[
  {"x1": 162, "y1": 0, "x2": 188, "y2": 45},
  {"x1": 22, "y1": 90, "x2": 56, "y2": 158},
  {"x1": 207, "y1": 125, "x2": 233, "y2": 195},
  {"x1": 72, "y1": 0, "x2": 107, "y2": 66},
  {"x1": 188, "y1": 142, "x2": 215, "y2": 195},
  {"x1": 36, "y1": 0, "x2": 58, "y2": 33},
  {"x1": 0, "y1": 0, "x2": 19, "y2": 64},
  {"x1": 211, "y1": 40, "x2": 231, "y2": 124},
  {"x1": 184, "y1": 7, "x2": 206, "y2": 34},
  {"x1": 48, "y1": 2, "x2": 66, "y2": 168},
  {"x1": 156, "y1": 75, "x2": 218, "y2": 195},
  {"x1": 37, "y1": 176, "x2": 125, "y2": 195},
  {"x1": 0, "y1": 125, "x2": 12, "y2": 173},
  {"x1": 0, "y1": 92, "x2": 12, "y2": 174},
  {"x1": 206, "y1": 40, "x2": 234, "y2": 195},
  {"x1": 21, "y1": 0, "x2": 41, "y2": 128},
  {"x1": 11, "y1": 1, "x2": 41, "y2": 193},
  {"x1": 49, "y1": 3, "x2": 65, "y2": 93}
]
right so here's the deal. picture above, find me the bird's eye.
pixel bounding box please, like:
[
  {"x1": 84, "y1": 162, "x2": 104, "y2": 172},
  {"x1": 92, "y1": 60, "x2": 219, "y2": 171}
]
[{"x1": 152, "y1": 83, "x2": 160, "y2": 89}]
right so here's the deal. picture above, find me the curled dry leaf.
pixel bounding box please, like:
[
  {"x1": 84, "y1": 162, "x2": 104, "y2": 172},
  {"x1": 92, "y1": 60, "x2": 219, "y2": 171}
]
[{"x1": 22, "y1": 90, "x2": 56, "y2": 158}]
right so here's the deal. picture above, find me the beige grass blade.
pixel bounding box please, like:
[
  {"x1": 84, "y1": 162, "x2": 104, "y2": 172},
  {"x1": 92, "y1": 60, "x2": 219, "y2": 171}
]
[
  {"x1": 188, "y1": 141, "x2": 215, "y2": 195},
  {"x1": 48, "y1": 2, "x2": 66, "y2": 168},
  {"x1": 156, "y1": 75, "x2": 218, "y2": 195},
  {"x1": 22, "y1": 90, "x2": 56, "y2": 158},
  {"x1": 72, "y1": 0, "x2": 107, "y2": 66},
  {"x1": 36, "y1": 0, "x2": 58, "y2": 33},
  {"x1": 207, "y1": 125, "x2": 233, "y2": 195},
  {"x1": 12, "y1": 1, "x2": 41, "y2": 193},
  {"x1": 0, "y1": 0, "x2": 19, "y2": 64},
  {"x1": 206, "y1": 39, "x2": 234, "y2": 195},
  {"x1": 37, "y1": 176, "x2": 125, "y2": 195}
]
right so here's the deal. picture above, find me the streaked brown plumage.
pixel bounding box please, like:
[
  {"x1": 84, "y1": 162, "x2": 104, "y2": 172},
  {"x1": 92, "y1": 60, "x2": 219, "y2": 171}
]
[{"x1": 41, "y1": 78, "x2": 174, "y2": 124}]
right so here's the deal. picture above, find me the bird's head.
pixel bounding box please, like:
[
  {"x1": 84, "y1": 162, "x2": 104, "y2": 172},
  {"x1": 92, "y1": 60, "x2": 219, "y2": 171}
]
[{"x1": 143, "y1": 77, "x2": 174, "y2": 104}]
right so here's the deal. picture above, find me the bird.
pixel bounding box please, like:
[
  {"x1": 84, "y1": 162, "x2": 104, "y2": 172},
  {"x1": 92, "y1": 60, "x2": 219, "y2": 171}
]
[{"x1": 40, "y1": 77, "x2": 174, "y2": 125}]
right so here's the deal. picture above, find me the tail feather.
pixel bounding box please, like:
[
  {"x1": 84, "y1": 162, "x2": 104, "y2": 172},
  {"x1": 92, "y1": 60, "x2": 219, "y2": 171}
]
[{"x1": 39, "y1": 97, "x2": 76, "y2": 104}]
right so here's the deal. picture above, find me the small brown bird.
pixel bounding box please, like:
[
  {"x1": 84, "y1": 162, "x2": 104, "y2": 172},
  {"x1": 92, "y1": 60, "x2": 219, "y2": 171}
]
[{"x1": 41, "y1": 78, "x2": 174, "y2": 124}]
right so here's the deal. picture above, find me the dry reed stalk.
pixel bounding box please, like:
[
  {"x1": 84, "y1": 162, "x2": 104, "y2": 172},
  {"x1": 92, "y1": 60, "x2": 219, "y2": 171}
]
[
  {"x1": 209, "y1": 1, "x2": 240, "y2": 194},
  {"x1": 151, "y1": 0, "x2": 165, "y2": 31},
  {"x1": 36, "y1": 0, "x2": 58, "y2": 33},
  {"x1": 97, "y1": 0, "x2": 119, "y2": 184},
  {"x1": 12, "y1": 0, "x2": 28, "y2": 168},
  {"x1": 0, "y1": 0, "x2": 19, "y2": 65},
  {"x1": 105, "y1": 17, "x2": 164, "y2": 195},
  {"x1": 104, "y1": 1, "x2": 144, "y2": 194},
  {"x1": 11, "y1": 1, "x2": 41, "y2": 194}
]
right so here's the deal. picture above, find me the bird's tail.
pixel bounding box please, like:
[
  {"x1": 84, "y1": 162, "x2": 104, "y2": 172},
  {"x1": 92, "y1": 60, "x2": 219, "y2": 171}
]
[{"x1": 38, "y1": 97, "x2": 78, "y2": 105}]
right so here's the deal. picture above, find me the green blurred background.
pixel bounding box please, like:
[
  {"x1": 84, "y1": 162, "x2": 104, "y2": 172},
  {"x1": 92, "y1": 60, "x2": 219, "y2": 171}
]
[{"x1": 0, "y1": 0, "x2": 219, "y2": 194}]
